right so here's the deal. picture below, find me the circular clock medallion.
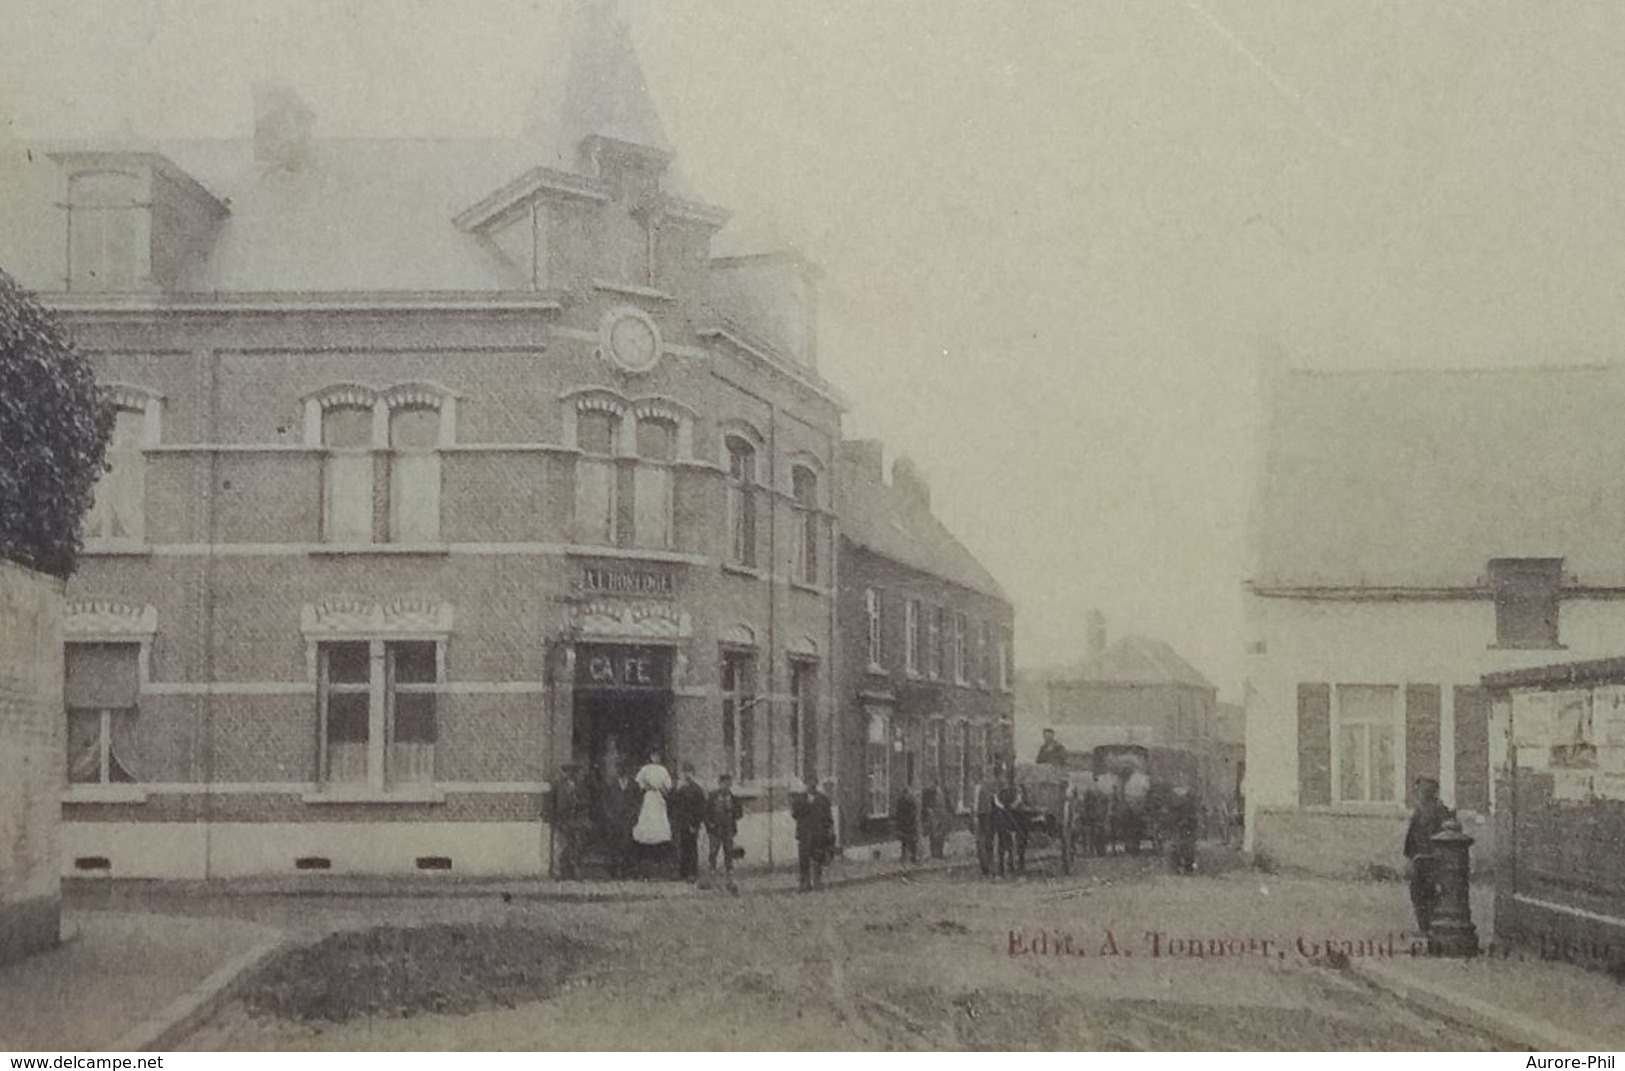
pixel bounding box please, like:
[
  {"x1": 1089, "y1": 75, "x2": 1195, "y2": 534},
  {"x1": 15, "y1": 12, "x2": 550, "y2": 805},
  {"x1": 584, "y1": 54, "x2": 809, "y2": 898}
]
[{"x1": 603, "y1": 307, "x2": 661, "y2": 373}]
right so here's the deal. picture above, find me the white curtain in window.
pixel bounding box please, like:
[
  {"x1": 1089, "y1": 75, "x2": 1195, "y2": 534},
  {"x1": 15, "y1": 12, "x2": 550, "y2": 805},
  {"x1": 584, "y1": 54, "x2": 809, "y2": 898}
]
[{"x1": 633, "y1": 465, "x2": 672, "y2": 549}]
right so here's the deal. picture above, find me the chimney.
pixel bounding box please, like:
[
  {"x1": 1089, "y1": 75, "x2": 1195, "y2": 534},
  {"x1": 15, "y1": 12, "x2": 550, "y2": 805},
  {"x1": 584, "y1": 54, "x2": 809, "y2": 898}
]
[
  {"x1": 253, "y1": 81, "x2": 315, "y2": 171},
  {"x1": 841, "y1": 439, "x2": 885, "y2": 484},
  {"x1": 890, "y1": 456, "x2": 931, "y2": 510},
  {"x1": 1086, "y1": 610, "x2": 1107, "y2": 657}
]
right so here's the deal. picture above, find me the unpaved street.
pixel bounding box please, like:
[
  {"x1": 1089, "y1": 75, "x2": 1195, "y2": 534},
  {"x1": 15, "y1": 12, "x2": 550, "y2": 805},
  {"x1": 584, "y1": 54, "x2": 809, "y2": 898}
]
[{"x1": 173, "y1": 855, "x2": 1501, "y2": 1050}]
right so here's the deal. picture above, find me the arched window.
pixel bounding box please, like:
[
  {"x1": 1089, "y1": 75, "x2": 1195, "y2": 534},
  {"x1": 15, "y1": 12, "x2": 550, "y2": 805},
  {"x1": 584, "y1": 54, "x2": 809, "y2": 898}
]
[
  {"x1": 85, "y1": 403, "x2": 150, "y2": 544},
  {"x1": 791, "y1": 465, "x2": 819, "y2": 584},
  {"x1": 633, "y1": 415, "x2": 677, "y2": 550},
  {"x1": 389, "y1": 406, "x2": 441, "y2": 543},
  {"x1": 322, "y1": 404, "x2": 375, "y2": 544},
  {"x1": 725, "y1": 436, "x2": 758, "y2": 567},
  {"x1": 576, "y1": 408, "x2": 620, "y2": 545}
]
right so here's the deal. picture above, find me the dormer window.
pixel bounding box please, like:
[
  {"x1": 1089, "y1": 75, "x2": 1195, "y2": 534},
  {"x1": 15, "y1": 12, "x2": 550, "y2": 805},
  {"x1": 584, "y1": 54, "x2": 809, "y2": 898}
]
[
  {"x1": 53, "y1": 152, "x2": 227, "y2": 295},
  {"x1": 66, "y1": 170, "x2": 145, "y2": 292},
  {"x1": 1490, "y1": 558, "x2": 1563, "y2": 649}
]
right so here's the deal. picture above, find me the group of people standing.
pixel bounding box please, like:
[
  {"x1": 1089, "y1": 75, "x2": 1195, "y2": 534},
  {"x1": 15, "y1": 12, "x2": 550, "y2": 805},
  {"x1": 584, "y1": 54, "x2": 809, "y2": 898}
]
[
  {"x1": 550, "y1": 751, "x2": 838, "y2": 889},
  {"x1": 890, "y1": 766, "x2": 1031, "y2": 878},
  {"x1": 551, "y1": 751, "x2": 744, "y2": 883}
]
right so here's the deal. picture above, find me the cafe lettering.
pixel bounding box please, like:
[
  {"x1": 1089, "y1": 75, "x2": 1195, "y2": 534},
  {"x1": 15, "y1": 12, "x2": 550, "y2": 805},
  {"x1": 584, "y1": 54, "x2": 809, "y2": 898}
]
[{"x1": 575, "y1": 645, "x2": 672, "y2": 690}]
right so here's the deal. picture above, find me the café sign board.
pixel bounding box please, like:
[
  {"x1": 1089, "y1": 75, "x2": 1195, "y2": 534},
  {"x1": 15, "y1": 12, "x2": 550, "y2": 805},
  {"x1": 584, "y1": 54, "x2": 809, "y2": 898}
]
[{"x1": 575, "y1": 644, "x2": 672, "y2": 690}]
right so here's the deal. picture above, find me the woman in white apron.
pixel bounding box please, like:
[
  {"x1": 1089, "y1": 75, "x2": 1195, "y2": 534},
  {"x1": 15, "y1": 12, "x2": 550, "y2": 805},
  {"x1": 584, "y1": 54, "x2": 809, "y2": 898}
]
[{"x1": 633, "y1": 751, "x2": 674, "y2": 855}]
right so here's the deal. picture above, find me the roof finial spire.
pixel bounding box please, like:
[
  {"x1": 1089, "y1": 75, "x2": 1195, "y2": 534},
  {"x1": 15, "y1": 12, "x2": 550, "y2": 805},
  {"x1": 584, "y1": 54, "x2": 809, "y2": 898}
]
[{"x1": 521, "y1": 0, "x2": 671, "y2": 164}]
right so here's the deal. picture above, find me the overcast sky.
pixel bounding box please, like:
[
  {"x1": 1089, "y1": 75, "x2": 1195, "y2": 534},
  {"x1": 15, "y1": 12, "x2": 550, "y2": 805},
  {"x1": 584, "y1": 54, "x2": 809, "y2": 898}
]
[{"x1": 6, "y1": 0, "x2": 1625, "y2": 698}]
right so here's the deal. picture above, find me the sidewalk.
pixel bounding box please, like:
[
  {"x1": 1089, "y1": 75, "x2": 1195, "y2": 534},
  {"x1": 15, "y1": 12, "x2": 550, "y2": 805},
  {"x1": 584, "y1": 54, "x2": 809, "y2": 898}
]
[
  {"x1": 0, "y1": 913, "x2": 283, "y2": 1052},
  {"x1": 1251, "y1": 873, "x2": 1625, "y2": 1051},
  {"x1": 63, "y1": 850, "x2": 983, "y2": 907}
]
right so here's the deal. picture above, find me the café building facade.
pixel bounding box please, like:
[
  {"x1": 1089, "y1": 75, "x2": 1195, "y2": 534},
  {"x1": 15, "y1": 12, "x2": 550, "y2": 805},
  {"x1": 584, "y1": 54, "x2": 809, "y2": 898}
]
[{"x1": 0, "y1": 4, "x2": 840, "y2": 877}]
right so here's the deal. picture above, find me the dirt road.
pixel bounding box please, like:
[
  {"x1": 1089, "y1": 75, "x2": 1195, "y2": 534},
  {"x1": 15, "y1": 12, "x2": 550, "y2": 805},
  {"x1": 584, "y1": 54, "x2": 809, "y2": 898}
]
[{"x1": 175, "y1": 855, "x2": 1501, "y2": 1050}]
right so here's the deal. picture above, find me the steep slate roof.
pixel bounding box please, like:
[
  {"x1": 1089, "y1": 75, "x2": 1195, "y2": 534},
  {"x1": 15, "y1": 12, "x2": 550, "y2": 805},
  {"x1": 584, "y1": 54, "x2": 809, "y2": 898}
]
[
  {"x1": 1254, "y1": 365, "x2": 1625, "y2": 589},
  {"x1": 0, "y1": 0, "x2": 718, "y2": 295},
  {"x1": 839, "y1": 466, "x2": 1008, "y2": 603},
  {"x1": 1064, "y1": 636, "x2": 1214, "y2": 690}
]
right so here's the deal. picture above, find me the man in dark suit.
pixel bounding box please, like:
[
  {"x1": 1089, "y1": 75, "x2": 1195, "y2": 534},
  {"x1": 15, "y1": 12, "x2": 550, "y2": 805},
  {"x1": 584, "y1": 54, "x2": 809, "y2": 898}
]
[
  {"x1": 669, "y1": 763, "x2": 708, "y2": 883},
  {"x1": 1035, "y1": 728, "x2": 1068, "y2": 766},
  {"x1": 793, "y1": 779, "x2": 835, "y2": 891},
  {"x1": 603, "y1": 764, "x2": 641, "y2": 880},
  {"x1": 550, "y1": 763, "x2": 592, "y2": 880},
  {"x1": 1403, "y1": 777, "x2": 1454, "y2": 934},
  {"x1": 893, "y1": 784, "x2": 920, "y2": 864},
  {"x1": 705, "y1": 772, "x2": 744, "y2": 878}
]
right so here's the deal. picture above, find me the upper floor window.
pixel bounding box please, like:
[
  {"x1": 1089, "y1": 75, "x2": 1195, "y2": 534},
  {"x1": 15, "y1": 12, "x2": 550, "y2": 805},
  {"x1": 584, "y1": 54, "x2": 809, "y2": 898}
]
[
  {"x1": 575, "y1": 408, "x2": 620, "y2": 546},
  {"x1": 904, "y1": 599, "x2": 921, "y2": 676},
  {"x1": 999, "y1": 630, "x2": 1014, "y2": 692},
  {"x1": 865, "y1": 588, "x2": 883, "y2": 669},
  {"x1": 1490, "y1": 558, "x2": 1563, "y2": 649},
  {"x1": 928, "y1": 606, "x2": 945, "y2": 680},
  {"x1": 65, "y1": 642, "x2": 141, "y2": 784},
  {"x1": 389, "y1": 406, "x2": 441, "y2": 543},
  {"x1": 85, "y1": 403, "x2": 150, "y2": 545},
  {"x1": 953, "y1": 612, "x2": 969, "y2": 685},
  {"x1": 792, "y1": 465, "x2": 820, "y2": 585},
  {"x1": 975, "y1": 620, "x2": 990, "y2": 686},
  {"x1": 66, "y1": 170, "x2": 144, "y2": 292},
  {"x1": 726, "y1": 436, "x2": 758, "y2": 567},
  {"x1": 633, "y1": 415, "x2": 677, "y2": 550},
  {"x1": 322, "y1": 405, "x2": 375, "y2": 544}
]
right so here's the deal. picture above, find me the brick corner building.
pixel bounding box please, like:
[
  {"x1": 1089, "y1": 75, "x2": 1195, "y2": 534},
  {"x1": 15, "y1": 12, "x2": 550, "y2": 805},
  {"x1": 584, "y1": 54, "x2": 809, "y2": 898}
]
[{"x1": 0, "y1": 3, "x2": 850, "y2": 878}]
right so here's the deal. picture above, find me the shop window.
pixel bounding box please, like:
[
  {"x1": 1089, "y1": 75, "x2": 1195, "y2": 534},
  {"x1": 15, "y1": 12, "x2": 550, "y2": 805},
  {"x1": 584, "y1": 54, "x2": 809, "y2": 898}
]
[
  {"x1": 1490, "y1": 559, "x2": 1563, "y2": 649},
  {"x1": 389, "y1": 406, "x2": 441, "y2": 543},
  {"x1": 792, "y1": 465, "x2": 819, "y2": 584},
  {"x1": 85, "y1": 407, "x2": 148, "y2": 544},
  {"x1": 65, "y1": 643, "x2": 140, "y2": 784},
  {"x1": 576, "y1": 409, "x2": 620, "y2": 546},
  {"x1": 866, "y1": 709, "x2": 891, "y2": 818},
  {"x1": 789, "y1": 659, "x2": 817, "y2": 787},
  {"x1": 633, "y1": 416, "x2": 676, "y2": 550},
  {"x1": 318, "y1": 640, "x2": 439, "y2": 788},
  {"x1": 726, "y1": 436, "x2": 758, "y2": 567},
  {"x1": 953, "y1": 720, "x2": 970, "y2": 810},
  {"x1": 926, "y1": 718, "x2": 945, "y2": 792},
  {"x1": 322, "y1": 406, "x2": 374, "y2": 544},
  {"x1": 1335, "y1": 684, "x2": 1398, "y2": 804},
  {"x1": 721, "y1": 652, "x2": 756, "y2": 782}
]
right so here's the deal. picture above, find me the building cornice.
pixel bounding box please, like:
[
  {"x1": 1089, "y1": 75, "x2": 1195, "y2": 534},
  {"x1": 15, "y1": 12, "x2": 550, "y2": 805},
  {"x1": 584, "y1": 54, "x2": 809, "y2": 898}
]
[
  {"x1": 42, "y1": 290, "x2": 565, "y2": 317},
  {"x1": 698, "y1": 319, "x2": 847, "y2": 411}
]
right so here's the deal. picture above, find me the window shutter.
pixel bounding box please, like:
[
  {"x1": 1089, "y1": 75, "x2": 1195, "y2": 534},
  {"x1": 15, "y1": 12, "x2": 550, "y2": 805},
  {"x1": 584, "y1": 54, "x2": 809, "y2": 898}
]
[
  {"x1": 1405, "y1": 684, "x2": 1441, "y2": 803},
  {"x1": 1453, "y1": 685, "x2": 1491, "y2": 812},
  {"x1": 1297, "y1": 682, "x2": 1331, "y2": 806}
]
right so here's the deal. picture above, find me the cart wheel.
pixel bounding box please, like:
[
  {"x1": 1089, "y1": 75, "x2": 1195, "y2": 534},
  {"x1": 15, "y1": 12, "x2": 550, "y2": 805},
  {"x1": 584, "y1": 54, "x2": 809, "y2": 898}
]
[{"x1": 1060, "y1": 798, "x2": 1075, "y2": 874}]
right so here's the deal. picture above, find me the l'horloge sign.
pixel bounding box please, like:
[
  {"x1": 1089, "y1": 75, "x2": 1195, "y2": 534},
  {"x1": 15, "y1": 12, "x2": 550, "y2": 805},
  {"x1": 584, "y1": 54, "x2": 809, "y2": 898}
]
[{"x1": 576, "y1": 563, "x2": 676, "y2": 597}]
